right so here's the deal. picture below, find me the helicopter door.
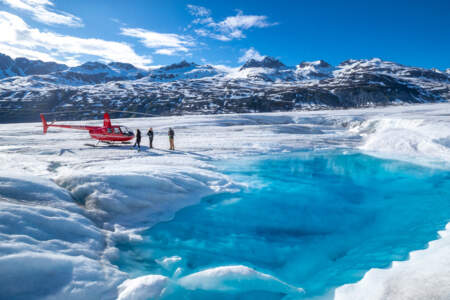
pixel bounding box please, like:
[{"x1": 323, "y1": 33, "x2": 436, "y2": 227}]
[{"x1": 113, "y1": 127, "x2": 121, "y2": 134}]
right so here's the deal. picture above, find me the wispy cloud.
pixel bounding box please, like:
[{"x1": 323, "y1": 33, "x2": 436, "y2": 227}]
[
  {"x1": 238, "y1": 47, "x2": 264, "y2": 63},
  {"x1": 217, "y1": 10, "x2": 275, "y2": 31},
  {"x1": 121, "y1": 27, "x2": 194, "y2": 56},
  {"x1": 0, "y1": 11, "x2": 152, "y2": 67},
  {"x1": 1, "y1": 0, "x2": 83, "y2": 27},
  {"x1": 194, "y1": 28, "x2": 230, "y2": 42},
  {"x1": 187, "y1": 4, "x2": 210, "y2": 17},
  {"x1": 187, "y1": 5, "x2": 277, "y2": 41}
]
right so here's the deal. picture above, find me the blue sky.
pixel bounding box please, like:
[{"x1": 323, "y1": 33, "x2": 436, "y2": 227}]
[{"x1": 0, "y1": 0, "x2": 449, "y2": 69}]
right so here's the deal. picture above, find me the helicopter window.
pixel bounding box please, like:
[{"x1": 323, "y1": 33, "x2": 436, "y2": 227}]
[
  {"x1": 113, "y1": 127, "x2": 121, "y2": 134},
  {"x1": 107, "y1": 128, "x2": 113, "y2": 133},
  {"x1": 120, "y1": 126, "x2": 132, "y2": 135}
]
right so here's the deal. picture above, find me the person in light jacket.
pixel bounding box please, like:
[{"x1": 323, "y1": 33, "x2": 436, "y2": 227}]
[{"x1": 168, "y1": 128, "x2": 175, "y2": 150}]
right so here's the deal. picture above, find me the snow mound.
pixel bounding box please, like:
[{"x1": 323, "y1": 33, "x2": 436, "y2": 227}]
[
  {"x1": 0, "y1": 252, "x2": 73, "y2": 299},
  {"x1": 178, "y1": 265, "x2": 304, "y2": 294},
  {"x1": 55, "y1": 166, "x2": 231, "y2": 228},
  {"x1": 351, "y1": 117, "x2": 450, "y2": 168},
  {"x1": 0, "y1": 172, "x2": 125, "y2": 299},
  {"x1": 0, "y1": 172, "x2": 73, "y2": 205},
  {"x1": 334, "y1": 224, "x2": 450, "y2": 300},
  {"x1": 118, "y1": 275, "x2": 169, "y2": 300}
]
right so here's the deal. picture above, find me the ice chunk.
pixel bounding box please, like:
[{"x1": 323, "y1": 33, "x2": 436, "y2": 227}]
[
  {"x1": 178, "y1": 265, "x2": 304, "y2": 294},
  {"x1": 118, "y1": 275, "x2": 169, "y2": 300},
  {"x1": 156, "y1": 256, "x2": 182, "y2": 270}
]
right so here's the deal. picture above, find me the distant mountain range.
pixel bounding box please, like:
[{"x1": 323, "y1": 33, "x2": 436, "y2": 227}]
[{"x1": 0, "y1": 52, "x2": 449, "y2": 122}]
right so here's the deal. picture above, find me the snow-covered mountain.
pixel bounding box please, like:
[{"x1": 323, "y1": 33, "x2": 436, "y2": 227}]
[
  {"x1": 55, "y1": 61, "x2": 148, "y2": 85},
  {"x1": 296, "y1": 60, "x2": 334, "y2": 79},
  {"x1": 240, "y1": 56, "x2": 286, "y2": 69},
  {"x1": 146, "y1": 60, "x2": 222, "y2": 81},
  {"x1": 0, "y1": 53, "x2": 448, "y2": 122}
]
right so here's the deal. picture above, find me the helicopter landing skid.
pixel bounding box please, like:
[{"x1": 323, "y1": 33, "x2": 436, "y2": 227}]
[{"x1": 84, "y1": 140, "x2": 131, "y2": 147}]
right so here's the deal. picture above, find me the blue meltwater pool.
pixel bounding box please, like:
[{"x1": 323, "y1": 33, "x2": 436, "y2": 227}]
[{"x1": 114, "y1": 151, "x2": 450, "y2": 299}]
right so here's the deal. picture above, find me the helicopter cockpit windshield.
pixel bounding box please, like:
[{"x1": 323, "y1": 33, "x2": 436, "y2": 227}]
[{"x1": 120, "y1": 126, "x2": 134, "y2": 136}]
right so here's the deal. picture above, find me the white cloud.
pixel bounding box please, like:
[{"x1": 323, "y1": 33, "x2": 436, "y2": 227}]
[
  {"x1": 0, "y1": 42, "x2": 70, "y2": 64},
  {"x1": 121, "y1": 27, "x2": 194, "y2": 56},
  {"x1": 238, "y1": 47, "x2": 264, "y2": 63},
  {"x1": 0, "y1": 11, "x2": 152, "y2": 68},
  {"x1": 1, "y1": 0, "x2": 83, "y2": 27},
  {"x1": 189, "y1": 7, "x2": 277, "y2": 41},
  {"x1": 212, "y1": 64, "x2": 238, "y2": 73},
  {"x1": 192, "y1": 16, "x2": 213, "y2": 25},
  {"x1": 194, "y1": 28, "x2": 230, "y2": 41},
  {"x1": 155, "y1": 48, "x2": 177, "y2": 56},
  {"x1": 194, "y1": 28, "x2": 208, "y2": 37},
  {"x1": 217, "y1": 10, "x2": 274, "y2": 31},
  {"x1": 187, "y1": 4, "x2": 210, "y2": 17}
]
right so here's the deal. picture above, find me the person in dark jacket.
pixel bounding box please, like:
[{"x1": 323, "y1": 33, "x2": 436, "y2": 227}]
[
  {"x1": 147, "y1": 128, "x2": 154, "y2": 149},
  {"x1": 168, "y1": 128, "x2": 175, "y2": 150},
  {"x1": 133, "y1": 129, "x2": 141, "y2": 151}
]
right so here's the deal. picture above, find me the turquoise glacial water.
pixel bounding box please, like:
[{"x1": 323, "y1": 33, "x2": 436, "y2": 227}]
[{"x1": 114, "y1": 151, "x2": 450, "y2": 299}]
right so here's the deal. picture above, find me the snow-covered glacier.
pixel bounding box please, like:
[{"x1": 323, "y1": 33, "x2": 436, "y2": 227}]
[{"x1": 0, "y1": 103, "x2": 450, "y2": 299}]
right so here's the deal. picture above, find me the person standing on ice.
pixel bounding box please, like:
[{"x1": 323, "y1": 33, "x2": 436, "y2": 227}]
[
  {"x1": 147, "y1": 128, "x2": 154, "y2": 149},
  {"x1": 168, "y1": 128, "x2": 175, "y2": 150},
  {"x1": 133, "y1": 129, "x2": 141, "y2": 151}
]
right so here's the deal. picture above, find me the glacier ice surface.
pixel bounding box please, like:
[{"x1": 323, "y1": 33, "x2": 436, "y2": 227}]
[{"x1": 0, "y1": 103, "x2": 449, "y2": 299}]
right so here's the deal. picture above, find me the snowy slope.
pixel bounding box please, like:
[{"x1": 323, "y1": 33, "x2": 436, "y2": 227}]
[
  {"x1": 145, "y1": 60, "x2": 222, "y2": 82},
  {"x1": 335, "y1": 223, "x2": 450, "y2": 300},
  {"x1": 0, "y1": 103, "x2": 450, "y2": 299}
]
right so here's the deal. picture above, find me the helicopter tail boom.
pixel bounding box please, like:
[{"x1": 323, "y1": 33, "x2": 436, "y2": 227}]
[
  {"x1": 40, "y1": 114, "x2": 48, "y2": 134},
  {"x1": 39, "y1": 113, "x2": 101, "y2": 133}
]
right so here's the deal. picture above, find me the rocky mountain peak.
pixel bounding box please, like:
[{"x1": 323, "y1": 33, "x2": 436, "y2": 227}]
[
  {"x1": 0, "y1": 53, "x2": 68, "y2": 79},
  {"x1": 298, "y1": 60, "x2": 332, "y2": 69},
  {"x1": 296, "y1": 60, "x2": 333, "y2": 79},
  {"x1": 338, "y1": 59, "x2": 360, "y2": 67},
  {"x1": 76, "y1": 61, "x2": 110, "y2": 71},
  {"x1": 240, "y1": 56, "x2": 285, "y2": 70},
  {"x1": 108, "y1": 62, "x2": 138, "y2": 71},
  {"x1": 163, "y1": 60, "x2": 197, "y2": 71},
  {"x1": 0, "y1": 53, "x2": 15, "y2": 69},
  {"x1": 15, "y1": 57, "x2": 67, "y2": 75}
]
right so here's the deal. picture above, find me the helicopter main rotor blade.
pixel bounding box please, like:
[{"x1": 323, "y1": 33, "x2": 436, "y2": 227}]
[{"x1": 107, "y1": 110, "x2": 157, "y2": 117}]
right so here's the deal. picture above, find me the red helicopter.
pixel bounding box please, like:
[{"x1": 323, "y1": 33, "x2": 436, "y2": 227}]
[{"x1": 40, "y1": 112, "x2": 135, "y2": 144}]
